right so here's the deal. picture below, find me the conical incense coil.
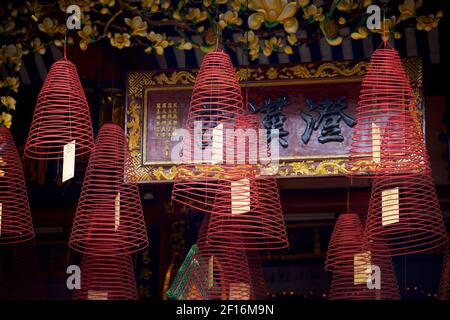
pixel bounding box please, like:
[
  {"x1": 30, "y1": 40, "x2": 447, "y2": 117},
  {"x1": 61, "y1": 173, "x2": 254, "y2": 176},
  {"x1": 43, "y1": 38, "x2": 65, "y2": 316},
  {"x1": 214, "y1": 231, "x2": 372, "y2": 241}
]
[
  {"x1": 207, "y1": 177, "x2": 288, "y2": 251},
  {"x1": 25, "y1": 58, "x2": 94, "y2": 160},
  {"x1": 0, "y1": 127, "x2": 34, "y2": 244},
  {"x1": 325, "y1": 212, "x2": 371, "y2": 276},
  {"x1": 172, "y1": 50, "x2": 249, "y2": 213},
  {"x1": 366, "y1": 172, "x2": 447, "y2": 256},
  {"x1": 197, "y1": 215, "x2": 254, "y2": 300},
  {"x1": 69, "y1": 124, "x2": 148, "y2": 256},
  {"x1": 348, "y1": 47, "x2": 427, "y2": 177},
  {"x1": 73, "y1": 255, "x2": 138, "y2": 300}
]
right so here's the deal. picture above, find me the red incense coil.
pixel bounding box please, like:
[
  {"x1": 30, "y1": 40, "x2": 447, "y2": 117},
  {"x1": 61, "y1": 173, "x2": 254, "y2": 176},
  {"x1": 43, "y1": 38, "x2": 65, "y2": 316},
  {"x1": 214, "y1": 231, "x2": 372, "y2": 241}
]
[
  {"x1": 0, "y1": 127, "x2": 35, "y2": 244},
  {"x1": 438, "y1": 234, "x2": 450, "y2": 300},
  {"x1": 329, "y1": 272, "x2": 377, "y2": 300},
  {"x1": 325, "y1": 212, "x2": 371, "y2": 276},
  {"x1": 172, "y1": 50, "x2": 249, "y2": 213},
  {"x1": 197, "y1": 215, "x2": 254, "y2": 300},
  {"x1": 24, "y1": 58, "x2": 94, "y2": 160},
  {"x1": 366, "y1": 172, "x2": 447, "y2": 256},
  {"x1": 207, "y1": 177, "x2": 288, "y2": 251},
  {"x1": 69, "y1": 124, "x2": 148, "y2": 256},
  {"x1": 73, "y1": 255, "x2": 138, "y2": 300},
  {"x1": 348, "y1": 46, "x2": 427, "y2": 177}
]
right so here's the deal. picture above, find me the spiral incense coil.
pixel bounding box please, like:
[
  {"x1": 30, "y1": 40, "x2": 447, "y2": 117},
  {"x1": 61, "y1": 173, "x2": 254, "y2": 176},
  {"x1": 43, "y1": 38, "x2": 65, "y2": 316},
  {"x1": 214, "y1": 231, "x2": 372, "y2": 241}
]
[
  {"x1": 73, "y1": 255, "x2": 138, "y2": 300},
  {"x1": 197, "y1": 215, "x2": 254, "y2": 300},
  {"x1": 329, "y1": 272, "x2": 377, "y2": 300},
  {"x1": 348, "y1": 47, "x2": 428, "y2": 177},
  {"x1": 0, "y1": 127, "x2": 35, "y2": 244},
  {"x1": 207, "y1": 177, "x2": 288, "y2": 251},
  {"x1": 69, "y1": 124, "x2": 148, "y2": 256},
  {"x1": 172, "y1": 50, "x2": 249, "y2": 213},
  {"x1": 325, "y1": 212, "x2": 371, "y2": 276},
  {"x1": 24, "y1": 58, "x2": 94, "y2": 160},
  {"x1": 366, "y1": 172, "x2": 447, "y2": 256},
  {"x1": 438, "y1": 234, "x2": 450, "y2": 300}
]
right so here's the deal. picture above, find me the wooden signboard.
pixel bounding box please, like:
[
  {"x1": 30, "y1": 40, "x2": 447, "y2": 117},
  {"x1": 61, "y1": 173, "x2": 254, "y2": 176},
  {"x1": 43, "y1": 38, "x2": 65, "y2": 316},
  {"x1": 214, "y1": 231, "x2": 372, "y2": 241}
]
[{"x1": 126, "y1": 58, "x2": 423, "y2": 183}]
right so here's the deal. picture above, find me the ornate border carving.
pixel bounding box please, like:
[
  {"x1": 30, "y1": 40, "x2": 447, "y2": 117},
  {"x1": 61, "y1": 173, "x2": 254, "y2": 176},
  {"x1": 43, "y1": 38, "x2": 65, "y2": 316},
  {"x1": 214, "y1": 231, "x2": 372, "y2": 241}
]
[{"x1": 126, "y1": 58, "x2": 423, "y2": 182}]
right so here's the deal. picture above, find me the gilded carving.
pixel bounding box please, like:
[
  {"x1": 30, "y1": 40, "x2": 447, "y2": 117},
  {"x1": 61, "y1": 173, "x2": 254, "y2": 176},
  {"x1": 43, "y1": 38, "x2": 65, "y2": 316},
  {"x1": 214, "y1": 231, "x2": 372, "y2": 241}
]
[{"x1": 126, "y1": 58, "x2": 423, "y2": 182}]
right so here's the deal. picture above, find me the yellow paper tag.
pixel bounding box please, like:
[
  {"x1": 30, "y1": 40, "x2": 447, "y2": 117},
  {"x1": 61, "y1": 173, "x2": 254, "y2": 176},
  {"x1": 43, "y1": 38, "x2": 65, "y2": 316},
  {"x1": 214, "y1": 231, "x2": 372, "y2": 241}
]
[
  {"x1": 382, "y1": 187, "x2": 400, "y2": 226},
  {"x1": 211, "y1": 123, "x2": 223, "y2": 165},
  {"x1": 208, "y1": 255, "x2": 214, "y2": 288},
  {"x1": 354, "y1": 251, "x2": 371, "y2": 285},
  {"x1": 231, "y1": 179, "x2": 250, "y2": 215},
  {"x1": 87, "y1": 290, "x2": 108, "y2": 300},
  {"x1": 372, "y1": 123, "x2": 381, "y2": 163},
  {"x1": 0, "y1": 203, "x2": 2, "y2": 237},
  {"x1": 229, "y1": 282, "x2": 250, "y2": 300},
  {"x1": 114, "y1": 193, "x2": 120, "y2": 231},
  {"x1": 62, "y1": 140, "x2": 76, "y2": 182}
]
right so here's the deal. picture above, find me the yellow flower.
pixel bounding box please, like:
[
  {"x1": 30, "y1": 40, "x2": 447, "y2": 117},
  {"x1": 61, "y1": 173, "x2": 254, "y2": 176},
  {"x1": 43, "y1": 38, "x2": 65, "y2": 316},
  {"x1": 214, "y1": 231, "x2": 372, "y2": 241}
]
[
  {"x1": 372, "y1": 16, "x2": 397, "y2": 37},
  {"x1": 110, "y1": 33, "x2": 131, "y2": 49},
  {"x1": 142, "y1": 0, "x2": 160, "y2": 12},
  {"x1": 219, "y1": 11, "x2": 243, "y2": 29},
  {"x1": 146, "y1": 31, "x2": 169, "y2": 55},
  {"x1": 125, "y1": 16, "x2": 148, "y2": 37},
  {"x1": 176, "y1": 38, "x2": 193, "y2": 50},
  {"x1": 1, "y1": 96, "x2": 17, "y2": 110},
  {"x1": 38, "y1": 18, "x2": 65, "y2": 36},
  {"x1": 58, "y1": 0, "x2": 93, "y2": 12},
  {"x1": 99, "y1": 0, "x2": 115, "y2": 7},
  {"x1": 0, "y1": 44, "x2": 28, "y2": 68},
  {"x1": 78, "y1": 25, "x2": 98, "y2": 50},
  {"x1": 263, "y1": 37, "x2": 281, "y2": 57},
  {"x1": 417, "y1": 11, "x2": 443, "y2": 32},
  {"x1": 398, "y1": 0, "x2": 422, "y2": 22},
  {"x1": 303, "y1": 4, "x2": 324, "y2": 22},
  {"x1": 31, "y1": 38, "x2": 46, "y2": 55},
  {"x1": 287, "y1": 33, "x2": 298, "y2": 46},
  {"x1": 248, "y1": 0, "x2": 299, "y2": 34},
  {"x1": 320, "y1": 18, "x2": 343, "y2": 46},
  {"x1": 186, "y1": 8, "x2": 207, "y2": 23},
  {"x1": 298, "y1": 0, "x2": 309, "y2": 7},
  {"x1": 351, "y1": 26, "x2": 369, "y2": 40},
  {"x1": 284, "y1": 45, "x2": 293, "y2": 54},
  {"x1": 0, "y1": 77, "x2": 19, "y2": 93},
  {"x1": 338, "y1": 17, "x2": 346, "y2": 25},
  {"x1": 336, "y1": 0, "x2": 358, "y2": 12},
  {"x1": 231, "y1": 0, "x2": 246, "y2": 11},
  {"x1": 240, "y1": 31, "x2": 260, "y2": 60},
  {"x1": 203, "y1": 0, "x2": 227, "y2": 7},
  {"x1": 1, "y1": 112, "x2": 12, "y2": 128}
]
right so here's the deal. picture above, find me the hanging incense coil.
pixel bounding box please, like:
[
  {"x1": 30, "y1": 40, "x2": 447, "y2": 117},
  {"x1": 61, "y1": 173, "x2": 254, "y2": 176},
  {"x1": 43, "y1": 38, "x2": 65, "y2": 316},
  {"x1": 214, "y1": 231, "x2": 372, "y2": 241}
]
[
  {"x1": 325, "y1": 212, "x2": 371, "y2": 276},
  {"x1": 366, "y1": 172, "x2": 447, "y2": 256},
  {"x1": 0, "y1": 127, "x2": 35, "y2": 244},
  {"x1": 73, "y1": 254, "x2": 138, "y2": 300},
  {"x1": 207, "y1": 177, "x2": 288, "y2": 251},
  {"x1": 69, "y1": 124, "x2": 148, "y2": 256},
  {"x1": 348, "y1": 46, "x2": 427, "y2": 177},
  {"x1": 24, "y1": 58, "x2": 94, "y2": 160},
  {"x1": 197, "y1": 215, "x2": 254, "y2": 300},
  {"x1": 172, "y1": 50, "x2": 249, "y2": 213}
]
